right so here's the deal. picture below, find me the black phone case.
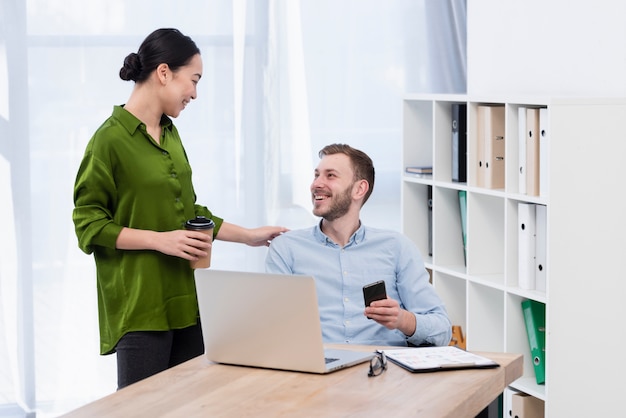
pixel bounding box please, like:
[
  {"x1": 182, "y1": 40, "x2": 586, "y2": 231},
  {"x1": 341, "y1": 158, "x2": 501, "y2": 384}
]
[{"x1": 363, "y1": 280, "x2": 387, "y2": 306}]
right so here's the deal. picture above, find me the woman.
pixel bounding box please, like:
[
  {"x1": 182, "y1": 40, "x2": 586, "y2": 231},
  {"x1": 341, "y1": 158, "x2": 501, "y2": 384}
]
[{"x1": 72, "y1": 28, "x2": 287, "y2": 389}]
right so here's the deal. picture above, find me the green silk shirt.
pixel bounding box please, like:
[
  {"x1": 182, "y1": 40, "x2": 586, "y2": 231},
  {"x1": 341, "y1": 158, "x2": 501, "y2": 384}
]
[{"x1": 73, "y1": 105, "x2": 223, "y2": 355}]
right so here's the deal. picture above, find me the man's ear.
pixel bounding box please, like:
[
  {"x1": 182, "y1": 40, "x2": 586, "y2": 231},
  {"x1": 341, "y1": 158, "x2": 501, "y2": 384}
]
[{"x1": 353, "y1": 179, "x2": 369, "y2": 201}]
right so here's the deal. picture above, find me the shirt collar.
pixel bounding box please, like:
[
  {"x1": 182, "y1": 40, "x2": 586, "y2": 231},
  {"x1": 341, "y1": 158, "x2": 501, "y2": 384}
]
[
  {"x1": 313, "y1": 219, "x2": 365, "y2": 248},
  {"x1": 113, "y1": 105, "x2": 173, "y2": 136}
]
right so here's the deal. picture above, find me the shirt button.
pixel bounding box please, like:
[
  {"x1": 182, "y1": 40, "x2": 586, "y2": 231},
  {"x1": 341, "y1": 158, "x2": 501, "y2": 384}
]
[
  {"x1": 162, "y1": 151, "x2": 168, "y2": 155},
  {"x1": 344, "y1": 297, "x2": 349, "y2": 302}
]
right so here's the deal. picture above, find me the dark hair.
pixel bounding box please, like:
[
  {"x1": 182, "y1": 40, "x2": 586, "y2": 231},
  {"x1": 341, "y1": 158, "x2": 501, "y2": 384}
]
[
  {"x1": 318, "y1": 143, "x2": 375, "y2": 205},
  {"x1": 119, "y1": 28, "x2": 200, "y2": 82}
]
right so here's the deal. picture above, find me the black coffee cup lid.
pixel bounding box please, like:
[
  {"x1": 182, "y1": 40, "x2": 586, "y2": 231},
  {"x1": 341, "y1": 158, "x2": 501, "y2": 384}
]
[{"x1": 185, "y1": 216, "x2": 215, "y2": 230}]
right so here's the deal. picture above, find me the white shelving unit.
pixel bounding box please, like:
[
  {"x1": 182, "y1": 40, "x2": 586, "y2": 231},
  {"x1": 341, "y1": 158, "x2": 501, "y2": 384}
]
[{"x1": 401, "y1": 94, "x2": 626, "y2": 417}]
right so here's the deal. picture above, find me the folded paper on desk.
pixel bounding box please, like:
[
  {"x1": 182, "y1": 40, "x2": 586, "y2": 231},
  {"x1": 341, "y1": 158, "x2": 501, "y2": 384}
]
[{"x1": 383, "y1": 346, "x2": 499, "y2": 373}]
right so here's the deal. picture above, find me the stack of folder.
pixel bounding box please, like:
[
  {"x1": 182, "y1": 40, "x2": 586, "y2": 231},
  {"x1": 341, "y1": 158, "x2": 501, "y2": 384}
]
[{"x1": 405, "y1": 166, "x2": 432, "y2": 176}]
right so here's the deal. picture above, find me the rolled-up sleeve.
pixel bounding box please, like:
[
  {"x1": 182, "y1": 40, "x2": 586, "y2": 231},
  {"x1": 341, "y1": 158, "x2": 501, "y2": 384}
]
[{"x1": 396, "y1": 237, "x2": 452, "y2": 346}]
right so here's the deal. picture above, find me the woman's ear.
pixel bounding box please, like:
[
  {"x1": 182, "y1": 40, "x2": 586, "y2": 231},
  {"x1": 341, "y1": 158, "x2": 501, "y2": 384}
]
[{"x1": 156, "y1": 63, "x2": 170, "y2": 84}]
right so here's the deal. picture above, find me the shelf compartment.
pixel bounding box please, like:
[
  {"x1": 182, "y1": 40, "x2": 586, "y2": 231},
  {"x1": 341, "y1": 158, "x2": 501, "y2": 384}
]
[
  {"x1": 506, "y1": 293, "x2": 546, "y2": 398},
  {"x1": 401, "y1": 181, "x2": 431, "y2": 263},
  {"x1": 432, "y1": 271, "x2": 467, "y2": 336},
  {"x1": 402, "y1": 100, "x2": 433, "y2": 172},
  {"x1": 432, "y1": 185, "x2": 466, "y2": 270},
  {"x1": 505, "y1": 197, "x2": 548, "y2": 298},
  {"x1": 466, "y1": 192, "x2": 505, "y2": 283},
  {"x1": 467, "y1": 282, "x2": 504, "y2": 352}
]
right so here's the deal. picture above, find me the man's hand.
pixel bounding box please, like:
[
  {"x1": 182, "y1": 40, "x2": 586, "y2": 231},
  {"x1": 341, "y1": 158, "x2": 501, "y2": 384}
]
[{"x1": 364, "y1": 298, "x2": 417, "y2": 337}]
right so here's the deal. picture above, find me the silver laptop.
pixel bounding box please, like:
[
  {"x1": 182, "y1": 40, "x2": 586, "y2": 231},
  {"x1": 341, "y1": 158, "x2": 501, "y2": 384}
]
[{"x1": 194, "y1": 269, "x2": 374, "y2": 374}]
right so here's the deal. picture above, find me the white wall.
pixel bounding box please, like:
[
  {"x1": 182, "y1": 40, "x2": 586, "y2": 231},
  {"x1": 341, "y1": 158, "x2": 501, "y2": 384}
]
[{"x1": 468, "y1": 0, "x2": 626, "y2": 98}]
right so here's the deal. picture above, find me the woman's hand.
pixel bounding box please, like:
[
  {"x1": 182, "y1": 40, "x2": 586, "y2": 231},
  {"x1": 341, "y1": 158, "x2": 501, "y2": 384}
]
[
  {"x1": 154, "y1": 229, "x2": 212, "y2": 260},
  {"x1": 116, "y1": 227, "x2": 212, "y2": 261},
  {"x1": 215, "y1": 222, "x2": 289, "y2": 247}
]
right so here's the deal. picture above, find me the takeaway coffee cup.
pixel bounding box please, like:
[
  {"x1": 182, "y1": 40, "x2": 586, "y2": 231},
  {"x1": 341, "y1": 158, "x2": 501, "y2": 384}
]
[{"x1": 184, "y1": 216, "x2": 215, "y2": 269}]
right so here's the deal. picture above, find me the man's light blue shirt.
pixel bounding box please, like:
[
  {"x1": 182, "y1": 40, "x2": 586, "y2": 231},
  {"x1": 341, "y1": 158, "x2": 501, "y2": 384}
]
[{"x1": 265, "y1": 221, "x2": 452, "y2": 347}]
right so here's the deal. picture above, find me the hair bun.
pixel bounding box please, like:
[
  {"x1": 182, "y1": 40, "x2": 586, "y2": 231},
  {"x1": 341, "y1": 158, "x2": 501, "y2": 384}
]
[{"x1": 119, "y1": 52, "x2": 142, "y2": 81}]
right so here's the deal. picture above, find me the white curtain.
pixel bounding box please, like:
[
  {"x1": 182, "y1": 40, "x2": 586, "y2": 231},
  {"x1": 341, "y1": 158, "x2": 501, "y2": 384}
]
[{"x1": 0, "y1": 1, "x2": 466, "y2": 416}]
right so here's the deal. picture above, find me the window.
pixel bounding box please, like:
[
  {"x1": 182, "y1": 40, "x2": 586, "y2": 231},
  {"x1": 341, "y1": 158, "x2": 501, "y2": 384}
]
[{"x1": 0, "y1": 1, "x2": 465, "y2": 416}]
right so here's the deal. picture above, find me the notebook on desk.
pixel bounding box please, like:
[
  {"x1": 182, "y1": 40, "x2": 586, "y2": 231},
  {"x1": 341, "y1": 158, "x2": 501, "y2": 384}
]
[
  {"x1": 194, "y1": 269, "x2": 374, "y2": 374},
  {"x1": 382, "y1": 345, "x2": 499, "y2": 373}
]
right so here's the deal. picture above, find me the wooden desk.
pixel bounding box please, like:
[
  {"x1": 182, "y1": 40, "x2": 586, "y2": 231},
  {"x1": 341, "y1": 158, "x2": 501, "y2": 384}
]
[{"x1": 62, "y1": 345, "x2": 522, "y2": 418}]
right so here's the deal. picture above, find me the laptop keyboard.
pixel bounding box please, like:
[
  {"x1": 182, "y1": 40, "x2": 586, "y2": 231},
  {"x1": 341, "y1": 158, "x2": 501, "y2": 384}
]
[{"x1": 325, "y1": 357, "x2": 339, "y2": 364}]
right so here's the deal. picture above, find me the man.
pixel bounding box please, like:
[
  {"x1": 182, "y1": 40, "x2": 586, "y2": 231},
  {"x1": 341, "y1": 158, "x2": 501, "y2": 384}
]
[{"x1": 266, "y1": 144, "x2": 451, "y2": 347}]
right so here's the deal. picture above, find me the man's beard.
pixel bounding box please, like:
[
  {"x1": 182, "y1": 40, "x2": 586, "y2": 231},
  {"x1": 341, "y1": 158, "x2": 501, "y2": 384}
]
[{"x1": 312, "y1": 184, "x2": 353, "y2": 221}]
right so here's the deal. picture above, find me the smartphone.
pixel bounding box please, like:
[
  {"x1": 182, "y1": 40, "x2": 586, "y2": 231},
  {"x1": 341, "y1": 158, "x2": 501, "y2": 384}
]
[{"x1": 363, "y1": 280, "x2": 387, "y2": 307}]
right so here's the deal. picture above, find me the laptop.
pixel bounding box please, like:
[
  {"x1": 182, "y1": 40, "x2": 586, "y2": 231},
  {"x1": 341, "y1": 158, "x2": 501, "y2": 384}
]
[{"x1": 194, "y1": 269, "x2": 374, "y2": 374}]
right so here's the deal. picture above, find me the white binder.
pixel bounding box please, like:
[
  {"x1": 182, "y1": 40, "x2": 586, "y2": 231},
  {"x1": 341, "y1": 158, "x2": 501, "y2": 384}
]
[
  {"x1": 525, "y1": 108, "x2": 540, "y2": 196},
  {"x1": 535, "y1": 204, "x2": 547, "y2": 293},
  {"x1": 518, "y1": 107, "x2": 526, "y2": 194},
  {"x1": 518, "y1": 202, "x2": 536, "y2": 290},
  {"x1": 539, "y1": 108, "x2": 550, "y2": 198}
]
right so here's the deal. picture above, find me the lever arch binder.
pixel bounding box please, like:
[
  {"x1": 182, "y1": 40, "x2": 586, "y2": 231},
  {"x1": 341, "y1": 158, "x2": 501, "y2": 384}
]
[
  {"x1": 518, "y1": 107, "x2": 527, "y2": 194},
  {"x1": 522, "y1": 299, "x2": 546, "y2": 385},
  {"x1": 539, "y1": 107, "x2": 549, "y2": 198},
  {"x1": 518, "y1": 202, "x2": 537, "y2": 290},
  {"x1": 428, "y1": 185, "x2": 433, "y2": 257},
  {"x1": 535, "y1": 204, "x2": 547, "y2": 293},
  {"x1": 458, "y1": 190, "x2": 467, "y2": 266},
  {"x1": 526, "y1": 108, "x2": 541, "y2": 196},
  {"x1": 477, "y1": 105, "x2": 505, "y2": 189},
  {"x1": 451, "y1": 103, "x2": 467, "y2": 183}
]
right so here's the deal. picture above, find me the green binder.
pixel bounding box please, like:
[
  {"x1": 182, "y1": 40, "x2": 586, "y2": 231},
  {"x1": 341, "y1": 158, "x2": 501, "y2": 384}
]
[
  {"x1": 521, "y1": 299, "x2": 546, "y2": 384},
  {"x1": 458, "y1": 190, "x2": 467, "y2": 266}
]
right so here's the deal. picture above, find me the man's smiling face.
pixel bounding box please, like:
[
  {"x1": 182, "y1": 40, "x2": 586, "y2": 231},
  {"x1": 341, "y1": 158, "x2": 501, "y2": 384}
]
[{"x1": 310, "y1": 153, "x2": 357, "y2": 221}]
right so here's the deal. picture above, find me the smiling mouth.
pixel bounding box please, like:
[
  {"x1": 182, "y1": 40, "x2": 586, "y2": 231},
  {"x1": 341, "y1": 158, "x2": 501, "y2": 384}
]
[{"x1": 313, "y1": 193, "x2": 329, "y2": 201}]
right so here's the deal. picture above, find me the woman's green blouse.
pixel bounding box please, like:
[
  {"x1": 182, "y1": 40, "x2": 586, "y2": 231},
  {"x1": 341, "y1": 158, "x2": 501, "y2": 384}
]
[{"x1": 73, "y1": 105, "x2": 223, "y2": 355}]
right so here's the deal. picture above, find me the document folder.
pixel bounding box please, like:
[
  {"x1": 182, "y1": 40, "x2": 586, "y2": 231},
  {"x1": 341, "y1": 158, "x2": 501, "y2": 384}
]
[
  {"x1": 458, "y1": 190, "x2": 467, "y2": 266},
  {"x1": 475, "y1": 106, "x2": 486, "y2": 188},
  {"x1": 512, "y1": 392, "x2": 545, "y2": 418},
  {"x1": 383, "y1": 346, "x2": 499, "y2": 373},
  {"x1": 539, "y1": 108, "x2": 549, "y2": 198},
  {"x1": 428, "y1": 185, "x2": 433, "y2": 257},
  {"x1": 451, "y1": 103, "x2": 467, "y2": 183},
  {"x1": 535, "y1": 205, "x2": 547, "y2": 293},
  {"x1": 518, "y1": 202, "x2": 537, "y2": 290},
  {"x1": 477, "y1": 105, "x2": 505, "y2": 189},
  {"x1": 518, "y1": 107, "x2": 527, "y2": 194},
  {"x1": 525, "y1": 108, "x2": 540, "y2": 196},
  {"x1": 522, "y1": 299, "x2": 546, "y2": 385}
]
